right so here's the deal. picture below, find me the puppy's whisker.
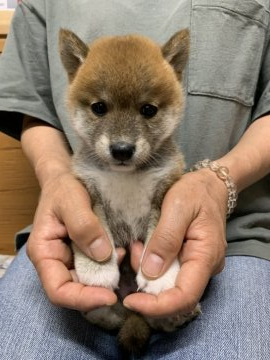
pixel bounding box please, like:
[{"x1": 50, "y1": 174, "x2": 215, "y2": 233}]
[{"x1": 141, "y1": 152, "x2": 163, "y2": 167}]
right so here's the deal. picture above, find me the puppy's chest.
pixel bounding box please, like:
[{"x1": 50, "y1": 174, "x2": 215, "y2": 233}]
[{"x1": 90, "y1": 170, "x2": 161, "y2": 246}]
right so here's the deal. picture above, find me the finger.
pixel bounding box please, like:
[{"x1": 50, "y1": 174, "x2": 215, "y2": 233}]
[
  {"x1": 142, "y1": 187, "x2": 193, "y2": 279},
  {"x1": 180, "y1": 237, "x2": 226, "y2": 276},
  {"x1": 116, "y1": 247, "x2": 126, "y2": 265},
  {"x1": 36, "y1": 258, "x2": 117, "y2": 311},
  {"x1": 124, "y1": 290, "x2": 184, "y2": 317},
  {"x1": 124, "y1": 258, "x2": 211, "y2": 317},
  {"x1": 27, "y1": 231, "x2": 73, "y2": 269},
  {"x1": 130, "y1": 241, "x2": 144, "y2": 272},
  {"x1": 70, "y1": 269, "x2": 79, "y2": 282},
  {"x1": 57, "y1": 183, "x2": 112, "y2": 262}
]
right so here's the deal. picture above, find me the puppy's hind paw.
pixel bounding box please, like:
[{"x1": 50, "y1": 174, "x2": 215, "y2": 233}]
[{"x1": 146, "y1": 303, "x2": 201, "y2": 332}]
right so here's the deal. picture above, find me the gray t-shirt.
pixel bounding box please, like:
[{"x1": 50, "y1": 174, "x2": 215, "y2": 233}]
[{"x1": 1, "y1": 0, "x2": 270, "y2": 259}]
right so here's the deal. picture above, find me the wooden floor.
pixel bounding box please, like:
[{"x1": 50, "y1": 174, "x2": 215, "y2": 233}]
[{"x1": 0, "y1": 132, "x2": 40, "y2": 254}]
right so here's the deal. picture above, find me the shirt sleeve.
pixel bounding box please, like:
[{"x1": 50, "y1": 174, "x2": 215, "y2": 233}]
[
  {"x1": 252, "y1": 22, "x2": 270, "y2": 121},
  {"x1": 0, "y1": 0, "x2": 62, "y2": 140}
]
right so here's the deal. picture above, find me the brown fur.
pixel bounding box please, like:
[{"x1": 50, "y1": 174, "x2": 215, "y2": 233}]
[
  {"x1": 118, "y1": 313, "x2": 151, "y2": 354},
  {"x1": 59, "y1": 28, "x2": 200, "y2": 354}
]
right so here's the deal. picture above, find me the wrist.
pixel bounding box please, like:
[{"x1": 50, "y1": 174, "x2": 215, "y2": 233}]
[
  {"x1": 35, "y1": 155, "x2": 72, "y2": 189},
  {"x1": 191, "y1": 159, "x2": 237, "y2": 217},
  {"x1": 21, "y1": 116, "x2": 73, "y2": 189},
  {"x1": 215, "y1": 154, "x2": 247, "y2": 193},
  {"x1": 216, "y1": 116, "x2": 270, "y2": 192}
]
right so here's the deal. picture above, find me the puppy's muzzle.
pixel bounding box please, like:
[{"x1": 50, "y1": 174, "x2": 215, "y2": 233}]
[{"x1": 110, "y1": 142, "x2": 135, "y2": 162}]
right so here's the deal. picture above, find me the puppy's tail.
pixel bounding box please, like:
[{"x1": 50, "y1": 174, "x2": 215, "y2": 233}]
[{"x1": 118, "y1": 313, "x2": 151, "y2": 354}]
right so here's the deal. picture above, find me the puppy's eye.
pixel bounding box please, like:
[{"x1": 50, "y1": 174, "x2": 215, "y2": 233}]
[
  {"x1": 91, "y1": 102, "x2": 108, "y2": 116},
  {"x1": 140, "y1": 104, "x2": 158, "y2": 118}
]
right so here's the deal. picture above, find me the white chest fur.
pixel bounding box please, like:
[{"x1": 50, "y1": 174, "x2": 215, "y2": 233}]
[
  {"x1": 74, "y1": 160, "x2": 176, "y2": 242},
  {"x1": 90, "y1": 168, "x2": 162, "y2": 221}
]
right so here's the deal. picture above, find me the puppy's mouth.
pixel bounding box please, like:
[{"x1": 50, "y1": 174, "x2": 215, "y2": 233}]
[
  {"x1": 110, "y1": 161, "x2": 136, "y2": 172},
  {"x1": 118, "y1": 162, "x2": 130, "y2": 167}
]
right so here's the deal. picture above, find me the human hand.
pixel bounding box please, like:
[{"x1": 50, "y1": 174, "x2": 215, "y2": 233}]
[
  {"x1": 125, "y1": 169, "x2": 228, "y2": 317},
  {"x1": 27, "y1": 172, "x2": 120, "y2": 311}
]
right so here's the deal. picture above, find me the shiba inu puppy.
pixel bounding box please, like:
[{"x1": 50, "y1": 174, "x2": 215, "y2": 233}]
[{"x1": 59, "y1": 28, "x2": 200, "y2": 353}]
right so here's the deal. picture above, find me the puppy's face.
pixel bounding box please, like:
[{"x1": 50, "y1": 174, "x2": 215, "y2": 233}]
[{"x1": 60, "y1": 30, "x2": 189, "y2": 171}]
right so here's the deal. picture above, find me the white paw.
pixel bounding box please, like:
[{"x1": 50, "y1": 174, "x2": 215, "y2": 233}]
[
  {"x1": 73, "y1": 244, "x2": 120, "y2": 290},
  {"x1": 136, "y1": 258, "x2": 180, "y2": 295}
]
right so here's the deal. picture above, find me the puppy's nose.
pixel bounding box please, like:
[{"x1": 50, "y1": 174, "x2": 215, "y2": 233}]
[{"x1": 110, "y1": 142, "x2": 135, "y2": 161}]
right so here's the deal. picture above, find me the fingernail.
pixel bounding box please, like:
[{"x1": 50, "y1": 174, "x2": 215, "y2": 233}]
[
  {"x1": 106, "y1": 297, "x2": 118, "y2": 307},
  {"x1": 142, "y1": 253, "x2": 164, "y2": 278},
  {"x1": 88, "y1": 237, "x2": 112, "y2": 262},
  {"x1": 123, "y1": 300, "x2": 132, "y2": 310}
]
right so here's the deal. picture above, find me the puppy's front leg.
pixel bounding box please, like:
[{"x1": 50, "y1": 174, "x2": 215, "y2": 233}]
[
  {"x1": 136, "y1": 208, "x2": 180, "y2": 296},
  {"x1": 136, "y1": 210, "x2": 200, "y2": 331},
  {"x1": 72, "y1": 203, "x2": 119, "y2": 289},
  {"x1": 72, "y1": 205, "x2": 124, "y2": 330},
  {"x1": 72, "y1": 242, "x2": 119, "y2": 290}
]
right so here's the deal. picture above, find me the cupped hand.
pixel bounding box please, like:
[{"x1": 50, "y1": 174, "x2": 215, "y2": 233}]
[
  {"x1": 125, "y1": 169, "x2": 228, "y2": 317},
  {"x1": 26, "y1": 172, "x2": 119, "y2": 311}
]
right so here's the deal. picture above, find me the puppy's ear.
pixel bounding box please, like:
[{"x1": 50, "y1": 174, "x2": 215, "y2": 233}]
[
  {"x1": 59, "y1": 29, "x2": 89, "y2": 82},
  {"x1": 162, "y1": 29, "x2": 190, "y2": 79}
]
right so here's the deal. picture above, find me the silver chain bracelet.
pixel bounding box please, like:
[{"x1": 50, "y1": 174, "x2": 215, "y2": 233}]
[{"x1": 191, "y1": 159, "x2": 238, "y2": 218}]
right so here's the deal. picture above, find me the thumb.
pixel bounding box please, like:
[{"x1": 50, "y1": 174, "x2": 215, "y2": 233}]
[
  {"x1": 141, "y1": 195, "x2": 191, "y2": 279},
  {"x1": 57, "y1": 184, "x2": 112, "y2": 262}
]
